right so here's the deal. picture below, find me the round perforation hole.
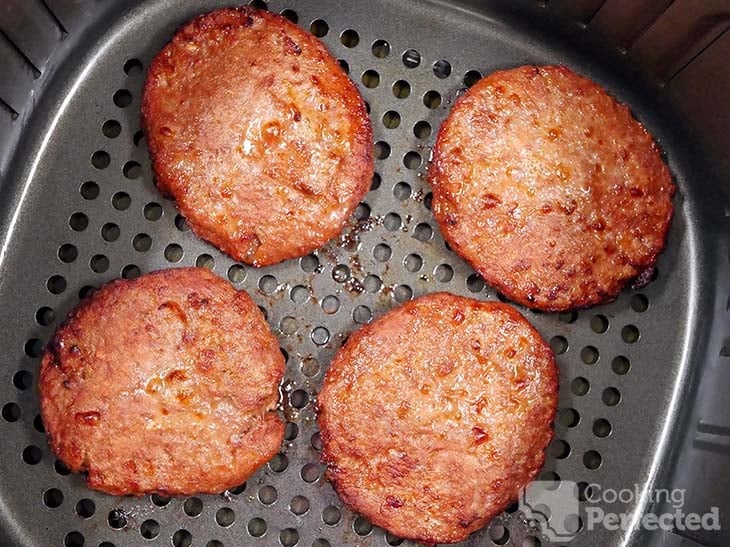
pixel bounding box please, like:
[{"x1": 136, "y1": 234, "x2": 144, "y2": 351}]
[
  {"x1": 80, "y1": 181, "x2": 99, "y2": 200},
  {"x1": 433, "y1": 59, "x2": 452, "y2": 78},
  {"x1": 464, "y1": 70, "x2": 482, "y2": 87},
  {"x1": 290, "y1": 389, "x2": 309, "y2": 409},
  {"x1": 123, "y1": 58, "x2": 143, "y2": 76},
  {"x1": 394, "y1": 284, "x2": 413, "y2": 303},
  {"x1": 373, "y1": 243, "x2": 392, "y2": 262},
  {"x1": 25, "y1": 338, "x2": 43, "y2": 358},
  {"x1": 571, "y1": 377, "x2": 590, "y2": 396},
  {"x1": 47, "y1": 275, "x2": 67, "y2": 294},
  {"x1": 353, "y1": 305, "x2": 372, "y2": 324},
  {"x1": 123, "y1": 160, "x2": 141, "y2": 179},
  {"x1": 393, "y1": 182, "x2": 411, "y2": 200},
  {"x1": 183, "y1": 497, "x2": 203, "y2": 517},
  {"x1": 269, "y1": 453, "x2": 289, "y2": 473},
  {"x1": 489, "y1": 523, "x2": 510, "y2": 544},
  {"x1": 593, "y1": 418, "x2": 612, "y2": 438},
  {"x1": 322, "y1": 505, "x2": 341, "y2": 526},
  {"x1": 621, "y1": 325, "x2": 640, "y2": 343},
  {"x1": 112, "y1": 191, "x2": 130, "y2": 211},
  {"x1": 90, "y1": 254, "x2": 109, "y2": 273},
  {"x1": 549, "y1": 335, "x2": 568, "y2": 354},
  {"x1": 101, "y1": 223, "x2": 120, "y2": 242},
  {"x1": 612, "y1": 356, "x2": 631, "y2": 375},
  {"x1": 143, "y1": 202, "x2": 162, "y2": 221},
  {"x1": 385, "y1": 533, "x2": 404, "y2": 545},
  {"x1": 196, "y1": 254, "x2": 214, "y2": 269},
  {"x1": 102, "y1": 120, "x2": 121, "y2": 138},
  {"x1": 248, "y1": 517, "x2": 267, "y2": 537},
  {"x1": 113, "y1": 89, "x2": 132, "y2": 108},
  {"x1": 69, "y1": 212, "x2": 88, "y2": 232},
  {"x1": 362, "y1": 70, "x2": 380, "y2": 88},
  {"x1": 321, "y1": 295, "x2": 340, "y2": 314},
  {"x1": 580, "y1": 346, "x2": 599, "y2": 365},
  {"x1": 602, "y1": 387, "x2": 621, "y2": 406},
  {"x1": 353, "y1": 516, "x2": 373, "y2": 536},
  {"x1": 36, "y1": 307, "x2": 55, "y2": 326},
  {"x1": 559, "y1": 408, "x2": 580, "y2": 428},
  {"x1": 370, "y1": 172, "x2": 381, "y2": 190},
  {"x1": 301, "y1": 357, "x2": 320, "y2": 377},
  {"x1": 301, "y1": 463, "x2": 321, "y2": 483},
  {"x1": 374, "y1": 141, "x2": 390, "y2": 160},
  {"x1": 91, "y1": 150, "x2": 110, "y2": 169},
  {"x1": 290, "y1": 495, "x2": 309, "y2": 515},
  {"x1": 372, "y1": 39, "x2": 390, "y2": 57},
  {"x1": 392, "y1": 80, "x2": 410, "y2": 98},
  {"x1": 591, "y1": 314, "x2": 609, "y2": 333},
  {"x1": 466, "y1": 273, "x2": 485, "y2": 293},
  {"x1": 310, "y1": 19, "x2": 328, "y2": 37},
  {"x1": 423, "y1": 90, "x2": 442, "y2": 109},
  {"x1": 215, "y1": 507, "x2": 235, "y2": 527},
  {"x1": 132, "y1": 233, "x2": 151, "y2": 252},
  {"x1": 281, "y1": 9, "x2": 297, "y2": 23},
  {"x1": 413, "y1": 120, "x2": 431, "y2": 139},
  {"x1": 583, "y1": 450, "x2": 603, "y2": 470},
  {"x1": 300, "y1": 254, "x2": 320, "y2": 273},
  {"x1": 43, "y1": 488, "x2": 63, "y2": 508},
  {"x1": 140, "y1": 519, "x2": 160, "y2": 539},
  {"x1": 384, "y1": 212, "x2": 401, "y2": 231},
  {"x1": 404, "y1": 253, "x2": 423, "y2": 272},
  {"x1": 435, "y1": 264, "x2": 454, "y2": 282},
  {"x1": 172, "y1": 529, "x2": 192, "y2": 547},
  {"x1": 56, "y1": 243, "x2": 77, "y2": 263},
  {"x1": 151, "y1": 494, "x2": 171, "y2": 507},
  {"x1": 402, "y1": 49, "x2": 421, "y2": 68},
  {"x1": 64, "y1": 532, "x2": 84, "y2": 547},
  {"x1": 340, "y1": 29, "x2": 359, "y2": 47},
  {"x1": 108, "y1": 508, "x2": 127, "y2": 529},
  {"x1": 280, "y1": 528, "x2": 299, "y2": 546},
  {"x1": 122, "y1": 264, "x2": 141, "y2": 279},
  {"x1": 2, "y1": 402, "x2": 20, "y2": 422},
  {"x1": 258, "y1": 485, "x2": 278, "y2": 505},
  {"x1": 13, "y1": 370, "x2": 32, "y2": 390},
  {"x1": 631, "y1": 294, "x2": 649, "y2": 312},
  {"x1": 382, "y1": 110, "x2": 401, "y2": 129},
  {"x1": 404, "y1": 151, "x2": 422, "y2": 169}
]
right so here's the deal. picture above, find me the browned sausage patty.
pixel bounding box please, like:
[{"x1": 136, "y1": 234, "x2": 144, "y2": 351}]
[
  {"x1": 142, "y1": 7, "x2": 373, "y2": 267},
  {"x1": 317, "y1": 292, "x2": 558, "y2": 544},
  {"x1": 430, "y1": 65, "x2": 674, "y2": 311},
  {"x1": 39, "y1": 268, "x2": 284, "y2": 496}
]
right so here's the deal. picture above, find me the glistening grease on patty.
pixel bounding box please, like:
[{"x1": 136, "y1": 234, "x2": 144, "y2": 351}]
[
  {"x1": 317, "y1": 292, "x2": 558, "y2": 544},
  {"x1": 39, "y1": 268, "x2": 284, "y2": 496},
  {"x1": 430, "y1": 65, "x2": 674, "y2": 311},
  {"x1": 142, "y1": 7, "x2": 373, "y2": 266}
]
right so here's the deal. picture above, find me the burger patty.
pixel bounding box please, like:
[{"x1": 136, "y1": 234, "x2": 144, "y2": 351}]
[
  {"x1": 142, "y1": 7, "x2": 373, "y2": 266},
  {"x1": 39, "y1": 267, "x2": 284, "y2": 496},
  {"x1": 430, "y1": 65, "x2": 674, "y2": 311},
  {"x1": 317, "y1": 292, "x2": 558, "y2": 544}
]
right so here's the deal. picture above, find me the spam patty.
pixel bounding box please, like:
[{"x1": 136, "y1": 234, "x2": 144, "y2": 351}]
[
  {"x1": 142, "y1": 7, "x2": 373, "y2": 266},
  {"x1": 317, "y1": 292, "x2": 558, "y2": 544},
  {"x1": 430, "y1": 65, "x2": 674, "y2": 311},
  {"x1": 39, "y1": 268, "x2": 284, "y2": 496}
]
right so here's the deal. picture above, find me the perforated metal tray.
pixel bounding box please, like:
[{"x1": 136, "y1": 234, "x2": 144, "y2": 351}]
[{"x1": 0, "y1": 1, "x2": 729, "y2": 546}]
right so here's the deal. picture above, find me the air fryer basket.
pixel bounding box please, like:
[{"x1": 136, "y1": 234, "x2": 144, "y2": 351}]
[{"x1": 0, "y1": 1, "x2": 728, "y2": 546}]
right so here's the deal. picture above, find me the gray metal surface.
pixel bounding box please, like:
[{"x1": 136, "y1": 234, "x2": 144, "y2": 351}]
[{"x1": 0, "y1": 1, "x2": 726, "y2": 546}]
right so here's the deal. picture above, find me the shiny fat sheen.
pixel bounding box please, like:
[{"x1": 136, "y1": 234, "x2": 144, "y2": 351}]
[
  {"x1": 142, "y1": 7, "x2": 373, "y2": 266},
  {"x1": 430, "y1": 65, "x2": 674, "y2": 311},
  {"x1": 39, "y1": 268, "x2": 285, "y2": 496},
  {"x1": 317, "y1": 292, "x2": 558, "y2": 544}
]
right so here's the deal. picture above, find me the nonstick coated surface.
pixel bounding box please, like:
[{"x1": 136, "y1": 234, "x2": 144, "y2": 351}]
[{"x1": 0, "y1": 1, "x2": 710, "y2": 546}]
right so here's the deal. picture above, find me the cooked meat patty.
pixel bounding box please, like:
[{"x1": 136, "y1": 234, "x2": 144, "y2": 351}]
[
  {"x1": 317, "y1": 292, "x2": 558, "y2": 544},
  {"x1": 39, "y1": 268, "x2": 284, "y2": 496},
  {"x1": 142, "y1": 7, "x2": 373, "y2": 267},
  {"x1": 430, "y1": 65, "x2": 674, "y2": 311}
]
